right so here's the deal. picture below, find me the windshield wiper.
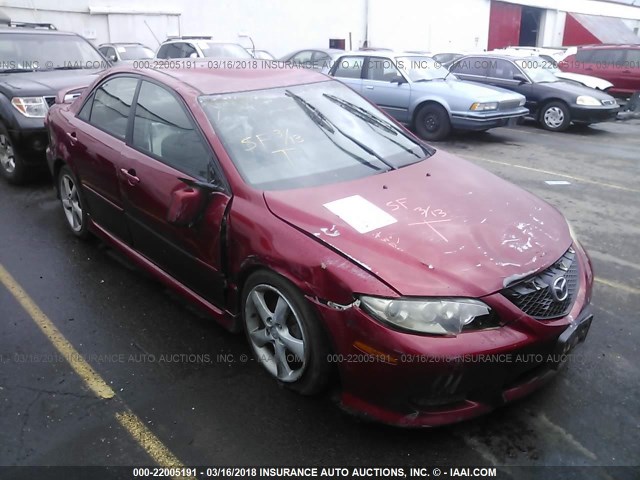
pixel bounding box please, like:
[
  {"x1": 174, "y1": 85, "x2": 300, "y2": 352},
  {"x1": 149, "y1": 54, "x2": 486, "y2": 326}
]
[
  {"x1": 285, "y1": 90, "x2": 396, "y2": 171},
  {"x1": 323, "y1": 93, "x2": 399, "y2": 135},
  {"x1": 323, "y1": 93, "x2": 424, "y2": 159}
]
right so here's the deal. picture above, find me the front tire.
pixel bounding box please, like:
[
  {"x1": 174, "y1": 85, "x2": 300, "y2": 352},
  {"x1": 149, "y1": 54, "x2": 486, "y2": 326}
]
[
  {"x1": 414, "y1": 103, "x2": 451, "y2": 141},
  {"x1": 242, "y1": 270, "x2": 331, "y2": 395},
  {"x1": 0, "y1": 123, "x2": 28, "y2": 184},
  {"x1": 540, "y1": 101, "x2": 571, "y2": 131},
  {"x1": 58, "y1": 165, "x2": 90, "y2": 239}
]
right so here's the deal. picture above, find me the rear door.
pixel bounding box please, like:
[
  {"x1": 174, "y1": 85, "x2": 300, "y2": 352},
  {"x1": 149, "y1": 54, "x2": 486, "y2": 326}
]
[
  {"x1": 119, "y1": 79, "x2": 230, "y2": 305},
  {"x1": 360, "y1": 56, "x2": 411, "y2": 123},
  {"x1": 70, "y1": 76, "x2": 139, "y2": 243}
]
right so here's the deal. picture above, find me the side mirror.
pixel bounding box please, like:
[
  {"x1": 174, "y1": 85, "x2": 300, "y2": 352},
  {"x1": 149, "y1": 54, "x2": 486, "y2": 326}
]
[
  {"x1": 168, "y1": 177, "x2": 226, "y2": 227},
  {"x1": 391, "y1": 75, "x2": 406, "y2": 85},
  {"x1": 109, "y1": 54, "x2": 117, "y2": 62},
  {"x1": 513, "y1": 74, "x2": 528, "y2": 84},
  {"x1": 189, "y1": 52, "x2": 198, "y2": 59}
]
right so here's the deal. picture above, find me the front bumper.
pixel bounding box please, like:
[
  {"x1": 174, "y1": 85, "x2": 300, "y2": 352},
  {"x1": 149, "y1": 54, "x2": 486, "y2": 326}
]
[
  {"x1": 451, "y1": 107, "x2": 529, "y2": 131},
  {"x1": 570, "y1": 105, "x2": 619, "y2": 123},
  {"x1": 8, "y1": 124, "x2": 49, "y2": 168},
  {"x1": 315, "y1": 247, "x2": 593, "y2": 427}
]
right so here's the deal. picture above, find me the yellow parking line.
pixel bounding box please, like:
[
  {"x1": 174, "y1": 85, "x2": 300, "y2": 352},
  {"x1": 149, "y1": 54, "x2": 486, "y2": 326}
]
[
  {"x1": 0, "y1": 263, "x2": 192, "y2": 477},
  {"x1": 0, "y1": 263, "x2": 115, "y2": 399},
  {"x1": 595, "y1": 277, "x2": 640, "y2": 295},
  {"x1": 116, "y1": 411, "x2": 192, "y2": 472},
  {"x1": 463, "y1": 155, "x2": 640, "y2": 194}
]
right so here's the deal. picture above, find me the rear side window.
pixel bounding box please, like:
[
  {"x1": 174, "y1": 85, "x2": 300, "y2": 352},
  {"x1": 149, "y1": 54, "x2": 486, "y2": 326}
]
[
  {"x1": 578, "y1": 49, "x2": 626, "y2": 66},
  {"x1": 624, "y1": 49, "x2": 640, "y2": 68},
  {"x1": 132, "y1": 81, "x2": 211, "y2": 179},
  {"x1": 333, "y1": 56, "x2": 364, "y2": 79},
  {"x1": 89, "y1": 77, "x2": 138, "y2": 140},
  {"x1": 451, "y1": 57, "x2": 489, "y2": 76}
]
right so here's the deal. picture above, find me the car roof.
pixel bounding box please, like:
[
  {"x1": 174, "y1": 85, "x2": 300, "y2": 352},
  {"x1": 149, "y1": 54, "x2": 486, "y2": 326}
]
[
  {"x1": 100, "y1": 42, "x2": 148, "y2": 47},
  {"x1": 108, "y1": 61, "x2": 330, "y2": 95},
  {"x1": 577, "y1": 43, "x2": 640, "y2": 50},
  {"x1": 336, "y1": 50, "x2": 434, "y2": 58},
  {"x1": 0, "y1": 27, "x2": 77, "y2": 36}
]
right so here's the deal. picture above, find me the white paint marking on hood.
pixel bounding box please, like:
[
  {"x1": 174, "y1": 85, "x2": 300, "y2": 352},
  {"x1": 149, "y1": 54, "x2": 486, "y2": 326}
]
[{"x1": 323, "y1": 195, "x2": 397, "y2": 234}]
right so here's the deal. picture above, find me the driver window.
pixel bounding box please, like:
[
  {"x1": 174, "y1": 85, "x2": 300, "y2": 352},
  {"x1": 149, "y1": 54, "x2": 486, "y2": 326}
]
[
  {"x1": 366, "y1": 57, "x2": 401, "y2": 81},
  {"x1": 132, "y1": 81, "x2": 211, "y2": 180},
  {"x1": 489, "y1": 59, "x2": 518, "y2": 80}
]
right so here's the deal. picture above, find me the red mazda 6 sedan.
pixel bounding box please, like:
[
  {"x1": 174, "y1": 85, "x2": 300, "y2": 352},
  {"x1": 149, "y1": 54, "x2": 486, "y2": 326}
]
[{"x1": 45, "y1": 63, "x2": 594, "y2": 427}]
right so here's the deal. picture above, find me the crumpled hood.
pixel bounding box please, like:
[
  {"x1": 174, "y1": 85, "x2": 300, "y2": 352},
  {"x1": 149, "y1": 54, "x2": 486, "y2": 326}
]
[{"x1": 264, "y1": 150, "x2": 571, "y2": 298}]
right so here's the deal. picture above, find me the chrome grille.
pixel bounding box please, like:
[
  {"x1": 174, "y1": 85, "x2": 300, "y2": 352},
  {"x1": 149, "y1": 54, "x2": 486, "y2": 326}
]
[
  {"x1": 502, "y1": 246, "x2": 579, "y2": 320},
  {"x1": 44, "y1": 96, "x2": 56, "y2": 107},
  {"x1": 499, "y1": 99, "x2": 522, "y2": 110}
]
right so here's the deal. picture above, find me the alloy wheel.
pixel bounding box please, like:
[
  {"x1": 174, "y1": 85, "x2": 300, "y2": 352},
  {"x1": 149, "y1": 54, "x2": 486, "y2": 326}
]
[
  {"x1": 244, "y1": 284, "x2": 307, "y2": 382},
  {"x1": 60, "y1": 174, "x2": 83, "y2": 232}
]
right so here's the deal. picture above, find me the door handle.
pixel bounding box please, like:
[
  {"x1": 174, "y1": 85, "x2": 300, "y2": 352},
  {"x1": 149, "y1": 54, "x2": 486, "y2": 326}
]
[
  {"x1": 120, "y1": 168, "x2": 140, "y2": 186},
  {"x1": 622, "y1": 70, "x2": 631, "y2": 73},
  {"x1": 66, "y1": 132, "x2": 77, "y2": 143},
  {"x1": 365, "y1": 85, "x2": 374, "y2": 90}
]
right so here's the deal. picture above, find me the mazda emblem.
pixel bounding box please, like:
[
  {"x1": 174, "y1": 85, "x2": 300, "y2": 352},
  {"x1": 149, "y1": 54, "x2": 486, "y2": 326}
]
[{"x1": 550, "y1": 276, "x2": 569, "y2": 302}]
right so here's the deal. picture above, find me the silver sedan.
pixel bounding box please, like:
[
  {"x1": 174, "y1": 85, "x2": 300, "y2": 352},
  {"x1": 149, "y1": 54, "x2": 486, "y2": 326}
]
[{"x1": 326, "y1": 52, "x2": 529, "y2": 140}]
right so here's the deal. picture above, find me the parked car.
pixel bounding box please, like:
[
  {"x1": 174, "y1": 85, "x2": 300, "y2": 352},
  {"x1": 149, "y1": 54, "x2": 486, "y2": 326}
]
[
  {"x1": 326, "y1": 52, "x2": 528, "y2": 140},
  {"x1": 280, "y1": 48, "x2": 343, "y2": 71},
  {"x1": 559, "y1": 44, "x2": 640, "y2": 98},
  {"x1": 491, "y1": 48, "x2": 613, "y2": 91},
  {"x1": 247, "y1": 49, "x2": 275, "y2": 60},
  {"x1": 0, "y1": 22, "x2": 108, "y2": 184},
  {"x1": 156, "y1": 37, "x2": 252, "y2": 59},
  {"x1": 98, "y1": 42, "x2": 155, "y2": 62},
  {"x1": 450, "y1": 54, "x2": 619, "y2": 131},
  {"x1": 45, "y1": 63, "x2": 594, "y2": 427}
]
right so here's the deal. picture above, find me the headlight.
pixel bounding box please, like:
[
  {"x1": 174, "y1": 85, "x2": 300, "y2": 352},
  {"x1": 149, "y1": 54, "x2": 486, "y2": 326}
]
[
  {"x1": 470, "y1": 102, "x2": 498, "y2": 111},
  {"x1": 576, "y1": 95, "x2": 601, "y2": 106},
  {"x1": 11, "y1": 97, "x2": 48, "y2": 118},
  {"x1": 359, "y1": 296, "x2": 499, "y2": 336}
]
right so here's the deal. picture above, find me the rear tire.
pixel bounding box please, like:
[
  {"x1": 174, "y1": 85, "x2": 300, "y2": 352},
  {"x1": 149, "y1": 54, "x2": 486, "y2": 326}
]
[
  {"x1": 242, "y1": 270, "x2": 331, "y2": 395},
  {"x1": 58, "y1": 165, "x2": 90, "y2": 239},
  {"x1": 414, "y1": 103, "x2": 451, "y2": 141},
  {"x1": 539, "y1": 101, "x2": 571, "y2": 131},
  {"x1": 0, "y1": 123, "x2": 28, "y2": 184}
]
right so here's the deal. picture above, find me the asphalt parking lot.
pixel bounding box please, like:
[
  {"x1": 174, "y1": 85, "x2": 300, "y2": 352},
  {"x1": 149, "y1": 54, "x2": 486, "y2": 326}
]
[{"x1": 0, "y1": 118, "x2": 638, "y2": 478}]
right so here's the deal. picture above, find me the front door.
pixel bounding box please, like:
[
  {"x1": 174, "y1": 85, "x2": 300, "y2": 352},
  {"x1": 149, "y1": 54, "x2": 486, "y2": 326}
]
[
  {"x1": 119, "y1": 80, "x2": 230, "y2": 305},
  {"x1": 361, "y1": 56, "x2": 411, "y2": 123}
]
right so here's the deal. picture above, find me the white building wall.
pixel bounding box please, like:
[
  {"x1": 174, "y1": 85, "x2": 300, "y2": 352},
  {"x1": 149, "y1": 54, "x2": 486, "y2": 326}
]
[
  {"x1": 2, "y1": 0, "x2": 639, "y2": 55},
  {"x1": 367, "y1": 0, "x2": 491, "y2": 52},
  {"x1": 2, "y1": 0, "x2": 366, "y2": 57}
]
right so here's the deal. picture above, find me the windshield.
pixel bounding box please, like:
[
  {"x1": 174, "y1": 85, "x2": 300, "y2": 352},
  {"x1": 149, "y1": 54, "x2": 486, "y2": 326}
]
[
  {"x1": 0, "y1": 33, "x2": 106, "y2": 71},
  {"x1": 396, "y1": 56, "x2": 451, "y2": 81},
  {"x1": 119, "y1": 45, "x2": 155, "y2": 60},
  {"x1": 514, "y1": 58, "x2": 559, "y2": 83},
  {"x1": 200, "y1": 42, "x2": 253, "y2": 58},
  {"x1": 200, "y1": 80, "x2": 433, "y2": 191}
]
